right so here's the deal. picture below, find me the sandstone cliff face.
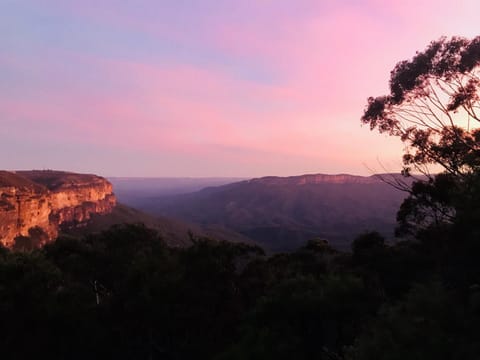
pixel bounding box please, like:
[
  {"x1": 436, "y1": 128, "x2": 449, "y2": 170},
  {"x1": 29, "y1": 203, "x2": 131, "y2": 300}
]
[
  {"x1": 246, "y1": 173, "x2": 412, "y2": 186},
  {"x1": 247, "y1": 173, "x2": 385, "y2": 186},
  {"x1": 0, "y1": 171, "x2": 116, "y2": 248}
]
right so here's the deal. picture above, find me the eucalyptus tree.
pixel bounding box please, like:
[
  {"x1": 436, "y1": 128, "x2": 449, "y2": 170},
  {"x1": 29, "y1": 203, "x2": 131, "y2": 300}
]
[{"x1": 362, "y1": 36, "x2": 480, "y2": 236}]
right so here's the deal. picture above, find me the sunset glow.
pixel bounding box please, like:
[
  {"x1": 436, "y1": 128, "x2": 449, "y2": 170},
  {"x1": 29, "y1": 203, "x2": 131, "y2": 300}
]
[{"x1": 2, "y1": 0, "x2": 480, "y2": 176}]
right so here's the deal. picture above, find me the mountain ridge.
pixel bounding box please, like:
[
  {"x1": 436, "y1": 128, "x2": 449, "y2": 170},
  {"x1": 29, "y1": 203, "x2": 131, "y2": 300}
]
[
  {"x1": 128, "y1": 172, "x2": 409, "y2": 252},
  {"x1": 246, "y1": 173, "x2": 385, "y2": 185}
]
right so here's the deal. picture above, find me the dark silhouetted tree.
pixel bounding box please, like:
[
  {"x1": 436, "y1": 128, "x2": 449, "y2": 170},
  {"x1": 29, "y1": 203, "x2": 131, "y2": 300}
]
[
  {"x1": 362, "y1": 36, "x2": 480, "y2": 237},
  {"x1": 362, "y1": 36, "x2": 480, "y2": 178}
]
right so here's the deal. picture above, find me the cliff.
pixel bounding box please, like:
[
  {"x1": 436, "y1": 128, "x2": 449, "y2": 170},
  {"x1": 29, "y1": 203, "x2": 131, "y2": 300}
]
[
  {"x1": 247, "y1": 173, "x2": 388, "y2": 186},
  {"x1": 0, "y1": 170, "x2": 116, "y2": 248}
]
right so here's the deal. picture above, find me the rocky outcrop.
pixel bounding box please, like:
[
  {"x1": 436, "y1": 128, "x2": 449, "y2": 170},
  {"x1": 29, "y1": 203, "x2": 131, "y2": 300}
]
[
  {"x1": 0, "y1": 170, "x2": 116, "y2": 248},
  {"x1": 247, "y1": 173, "x2": 405, "y2": 186},
  {"x1": 247, "y1": 174, "x2": 373, "y2": 186}
]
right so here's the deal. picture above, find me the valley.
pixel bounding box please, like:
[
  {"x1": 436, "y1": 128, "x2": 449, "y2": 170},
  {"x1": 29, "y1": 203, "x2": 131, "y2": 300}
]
[{"x1": 115, "y1": 173, "x2": 409, "y2": 251}]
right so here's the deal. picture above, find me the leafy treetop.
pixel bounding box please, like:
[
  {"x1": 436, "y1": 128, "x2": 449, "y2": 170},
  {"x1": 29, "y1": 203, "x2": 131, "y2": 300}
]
[{"x1": 362, "y1": 36, "x2": 480, "y2": 177}]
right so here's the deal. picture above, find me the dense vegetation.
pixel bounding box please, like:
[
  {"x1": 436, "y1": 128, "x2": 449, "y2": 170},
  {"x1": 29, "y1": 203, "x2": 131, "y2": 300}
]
[
  {"x1": 1, "y1": 220, "x2": 479, "y2": 359},
  {"x1": 3, "y1": 35, "x2": 480, "y2": 358}
]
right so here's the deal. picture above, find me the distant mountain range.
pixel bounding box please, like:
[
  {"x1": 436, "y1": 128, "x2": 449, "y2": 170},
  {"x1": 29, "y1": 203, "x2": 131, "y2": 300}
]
[
  {"x1": 109, "y1": 177, "x2": 246, "y2": 205},
  {"x1": 123, "y1": 173, "x2": 410, "y2": 252},
  {"x1": 1, "y1": 171, "x2": 413, "y2": 252}
]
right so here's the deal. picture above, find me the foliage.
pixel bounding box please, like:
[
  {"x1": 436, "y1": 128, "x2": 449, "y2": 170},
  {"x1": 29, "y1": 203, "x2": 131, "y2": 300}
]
[
  {"x1": 362, "y1": 36, "x2": 480, "y2": 239},
  {"x1": 350, "y1": 35, "x2": 480, "y2": 359},
  {"x1": 1, "y1": 215, "x2": 480, "y2": 359},
  {"x1": 362, "y1": 36, "x2": 480, "y2": 177},
  {"x1": 218, "y1": 274, "x2": 373, "y2": 360},
  {"x1": 348, "y1": 282, "x2": 480, "y2": 360},
  {"x1": 0, "y1": 224, "x2": 384, "y2": 359}
]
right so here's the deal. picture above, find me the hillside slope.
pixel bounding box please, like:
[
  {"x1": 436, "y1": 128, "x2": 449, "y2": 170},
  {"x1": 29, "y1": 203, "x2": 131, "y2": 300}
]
[
  {"x1": 133, "y1": 174, "x2": 409, "y2": 251},
  {"x1": 64, "y1": 203, "x2": 253, "y2": 248}
]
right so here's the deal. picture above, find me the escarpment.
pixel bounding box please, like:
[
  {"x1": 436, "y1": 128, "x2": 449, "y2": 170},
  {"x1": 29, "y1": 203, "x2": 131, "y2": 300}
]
[{"x1": 0, "y1": 170, "x2": 116, "y2": 248}]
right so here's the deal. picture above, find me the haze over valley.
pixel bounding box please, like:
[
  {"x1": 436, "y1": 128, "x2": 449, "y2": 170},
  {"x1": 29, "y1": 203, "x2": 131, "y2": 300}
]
[{"x1": 114, "y1": 173, "x2": 408, "y2": 251}]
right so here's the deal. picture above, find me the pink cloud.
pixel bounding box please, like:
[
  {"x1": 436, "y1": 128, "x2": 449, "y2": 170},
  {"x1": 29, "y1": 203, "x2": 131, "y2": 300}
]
[
  {"x1": 6, "y1": 0, "x2": 480, "y2": 175},
  {"x1": 1, "y1": 46, "x2": 404, "y2": 174}
]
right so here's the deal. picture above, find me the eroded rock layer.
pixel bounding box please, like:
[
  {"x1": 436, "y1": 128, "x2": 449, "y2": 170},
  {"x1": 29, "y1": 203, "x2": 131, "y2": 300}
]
[{"x1": 0, "y1": 170, "x2": 116, "y2": 248}]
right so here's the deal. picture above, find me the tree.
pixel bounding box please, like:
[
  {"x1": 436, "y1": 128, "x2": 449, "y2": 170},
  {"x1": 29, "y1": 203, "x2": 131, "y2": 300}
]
[
  {"x1": 218, "y1": 275, "x2": 372, "y2": 360},
  {"x1": 362, "y1": 36, "x2": 480, "y2": 178},
  {"x1": 362, "y1": 36, "x2": 480, "y2": 236},
  {"x1": 347, "y1": 282, "x2": 480, "y2": 360}
]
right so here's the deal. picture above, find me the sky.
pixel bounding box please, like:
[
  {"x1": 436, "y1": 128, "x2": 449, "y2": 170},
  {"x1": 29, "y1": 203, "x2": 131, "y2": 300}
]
[{"x1": 1, "y1": 0, "x2": 480, "y2": 177}]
